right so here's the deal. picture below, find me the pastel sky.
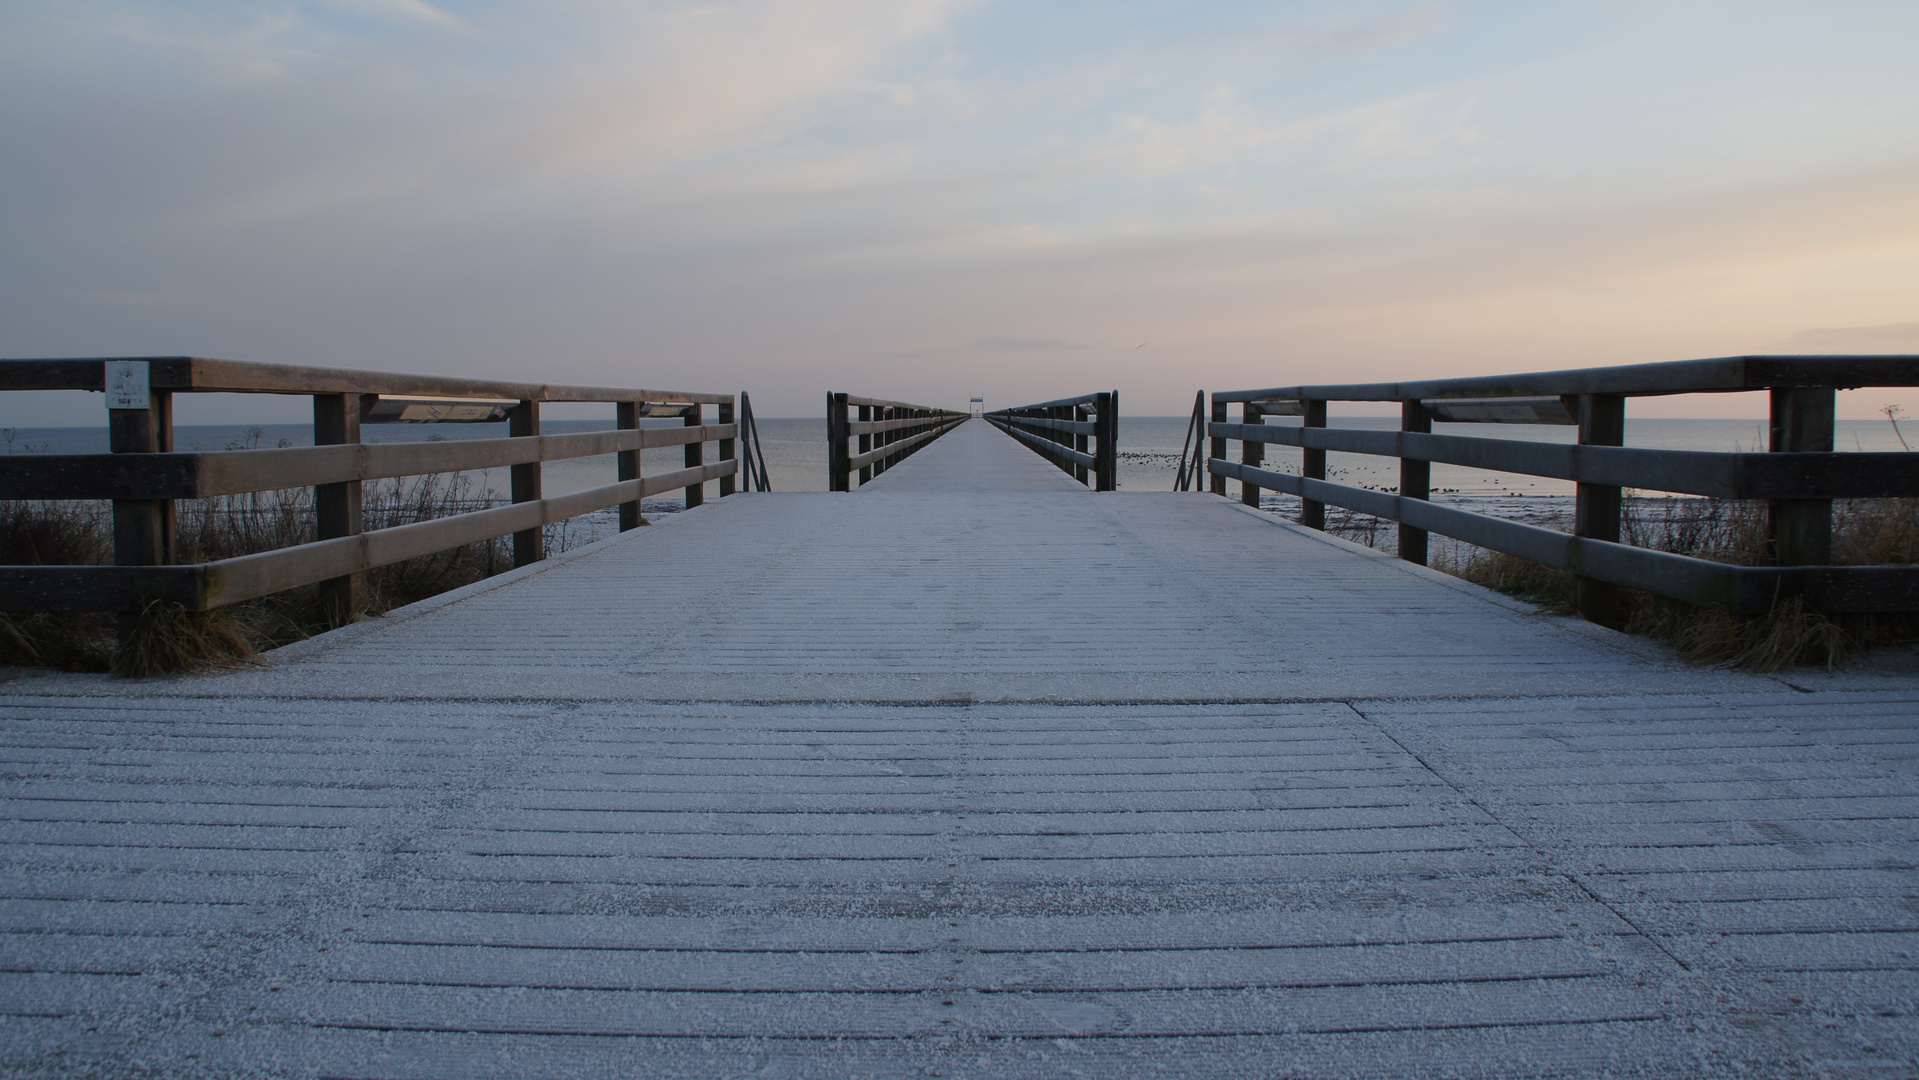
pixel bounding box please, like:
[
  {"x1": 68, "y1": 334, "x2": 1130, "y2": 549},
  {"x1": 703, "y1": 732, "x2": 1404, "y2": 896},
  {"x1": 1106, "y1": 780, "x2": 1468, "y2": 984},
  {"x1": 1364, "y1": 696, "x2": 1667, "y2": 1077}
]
[{"x1": 3, "y1": 0, "x2": 1917, "y2": 424}]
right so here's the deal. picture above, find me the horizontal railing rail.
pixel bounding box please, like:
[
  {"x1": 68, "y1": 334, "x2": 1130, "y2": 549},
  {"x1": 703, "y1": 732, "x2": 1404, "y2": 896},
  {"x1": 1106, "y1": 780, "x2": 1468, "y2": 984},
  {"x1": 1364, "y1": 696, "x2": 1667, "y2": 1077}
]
[
  {"x1": 3, "y1": 355, "x2": 734, "y2": 404},
  {"x1": 987, "y1": 390, "x2": 1119, "y2": 490},
  {"x1": 1210, "y1": 354, "x2": 1919, "y2": 625},
  {"x1": 827, "y1": 393, "x2": 966, "y2": 491},
  {"x1": 1211, "y1": 354, "x2": 1919, "y2": 403},
  {"x1": 1, "y1": 357, "x2": 741, "y2": 635}
]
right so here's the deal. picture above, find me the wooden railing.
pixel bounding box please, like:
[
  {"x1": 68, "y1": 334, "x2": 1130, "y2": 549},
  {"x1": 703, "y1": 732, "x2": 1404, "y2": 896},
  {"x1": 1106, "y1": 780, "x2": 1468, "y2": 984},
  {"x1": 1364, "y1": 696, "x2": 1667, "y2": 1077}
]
[
  {"x1": 1209, "y1": 355, "x2": 1919, "y2": 625},
  {"x1": 986, "y1": 391, "x2": 1119, "y2": 490},
  {"x1": 1174, "y1": 390, "x2": 1208, "y2": 492},
  {"x1": 0, "y1": 357, "x2": 739, "y2": 631},
  {"x1": 736, "y1": 391, "x2": 773, "y2": 492},
  {"x1": 826, "y1": 394, "x2": 966, "y2": 491}
]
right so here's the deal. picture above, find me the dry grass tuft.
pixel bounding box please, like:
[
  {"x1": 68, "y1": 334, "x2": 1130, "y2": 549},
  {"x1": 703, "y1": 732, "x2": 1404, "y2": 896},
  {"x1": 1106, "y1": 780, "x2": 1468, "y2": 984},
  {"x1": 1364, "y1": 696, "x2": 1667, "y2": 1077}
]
[
  {"x1": 0, "y1": 501, "x2": 116, "y2": 670},
  {"x1": 1436, "y1": 496, "x2": 1919, "y2": 671},
  {"x1": 2, "y1": 471, "x2": 529, "y2": 675},
  {"x1": 1627, "y1": 596, "x2": 1857, "y2": 672},
  {"x1": 109, "y1": 601, "x2": 258, "y2": 678},
  {"x1": 0, "y1": 611, "x2": 115, "y2": 672},
  {"x1": 1432, "y1": 548, "x2": 1576, "y2": 613},
  {"x1": 1, "y1": 499, "x2": 109, "y2": 566}
]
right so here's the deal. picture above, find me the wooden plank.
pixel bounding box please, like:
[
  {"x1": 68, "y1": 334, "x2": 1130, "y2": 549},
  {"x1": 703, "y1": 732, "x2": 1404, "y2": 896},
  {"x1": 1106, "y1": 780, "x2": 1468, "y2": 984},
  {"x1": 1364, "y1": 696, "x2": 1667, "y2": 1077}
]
[
  {"x1": 1398, "y1": 401, "x2": 1430, "y2": 565},
  {"x1": 0, "y1": 454, "x2": 202, "y2": 500},
  {"x1": 183, "y1": 461, "x2": 734, "y2": 609},
  {"x1": 1574, "y1": 395, "x2": 1626, "y2": 628},
  {"x1": 0, "y1": 425, "x2": 742, "y2": 500},
  {"x1": 857, "y1": 404, "x2": 872, "y2": 486},
  {"x1": 1302, "y1": 399, "x2": 1326, "y2": 529},
  {"x1": 0, "y1": 566, "x2": 204, "y2": 612},
  {"x1": 0, "y1": 357, "x2": 733, "y2": 403},
  {"x1": 1210, "y1": 422, "x2": 1919, "y2": 499},
  {"x1": 1213, "y1": 354, "x2": 1919, "y2": 403},
  {"x1": 847, "y1": 421, "x2": 960, "y2": 471},
  {"x1": 1095, "y1": 390, "x2": 1118, "y2": 492},
  {"x1": 1072, "y1": 405, "x2": 1089, "y2": 485},
  {"x1": 996, "y1": 423, "x2": 1095, "y2": 470},
  {"x1": 0, "y1": 359, "x2": 112, "y2": 391},
  {"x1": 682, "y1": 405, "x2": 704, "y2": 509},
  {"x1": 848, "y1": 416, "x2": 953, "y2": 437},
  {"x1": 999, "y1": 391, "x2": 1105, "y2": 410},
  {"x1": 510, "y1": 400, "x2": 542, "y2": 567},
  {"x1": 1766, "y1": 565, "x2": 1919, "y2": 612},
  {"x1": 1422, "y1": 397, "x2": 1576, "y2": 424},
  {"x1": 718, "y1": 399, "x2": 735, "y2": 499},
  {"x1": 1210, "y1": 396, "x2": 1229, "y2": 497},
  {"x1": 1771, "y1": 387, "x2": 1835, "y2": 566},
  {"x1": 1240, "y1": 403, "x2": 1264, "y2": 507},
  {"x1": 992, "y1": 415, "x2": 1097, "y2": 437},
  {"x1": 841, "y1": 394, "x2": 953, "y2": 412},
  {"x1": 828, "y1": 392, "x2": 850, "y2": 492},
  {"x1": 1210, "y1": 458, "x2": 1919, "y2": 612},
  {"x1": 108, "y1": 389, "x2": 173, "y2": 636},
  {"x1": 617, "y1": 402, "x2": 643, "y2": 532},
  {"x1": 312, "y1": 392, "x2": 365, "y2": 626}
]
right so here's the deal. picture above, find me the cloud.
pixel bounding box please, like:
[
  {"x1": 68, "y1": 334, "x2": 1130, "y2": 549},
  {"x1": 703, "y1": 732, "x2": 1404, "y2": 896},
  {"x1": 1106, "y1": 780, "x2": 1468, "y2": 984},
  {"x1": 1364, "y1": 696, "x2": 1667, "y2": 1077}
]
[{"x1": 3, "y1": 0, "x2": 1918, "y2": 426}]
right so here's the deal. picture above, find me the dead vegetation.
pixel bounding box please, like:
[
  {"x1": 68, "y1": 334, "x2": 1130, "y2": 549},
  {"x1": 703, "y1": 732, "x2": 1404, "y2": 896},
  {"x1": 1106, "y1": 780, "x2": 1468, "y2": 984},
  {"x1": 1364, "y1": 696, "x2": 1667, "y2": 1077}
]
[
  {"x1": 1, "y1": 471, "x2": 524, "y2": 676},
  {"x1": 1428, "y1": 498, "x2": 1919, "y2": 672}
]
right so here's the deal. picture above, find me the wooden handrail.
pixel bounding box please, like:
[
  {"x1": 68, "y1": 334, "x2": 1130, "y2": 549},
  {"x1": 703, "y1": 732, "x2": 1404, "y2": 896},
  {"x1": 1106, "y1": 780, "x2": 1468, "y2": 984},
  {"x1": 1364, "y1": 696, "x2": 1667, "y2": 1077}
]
[
  {"x1": 987, "y1": 391, "x2": 1118, "y2": 491},
  {"x1": 1210, "y1": 355, "x2": 1919, "y2": 625},
  {"x1": 0, "y1": 426, "x2": 738, "y2": 500},
  {"x1": 1, "y1": 355, "x2": 732, "y2": 404},
  {"x1": 1212, "y1": 354, "x2": 1919, "y2": 403},
  {"x1": 826, "y1": 393, "x2": 965, "y2": 491},
  {"x1": 0, "y1": 357, "x2": 743, "y2": 634}
]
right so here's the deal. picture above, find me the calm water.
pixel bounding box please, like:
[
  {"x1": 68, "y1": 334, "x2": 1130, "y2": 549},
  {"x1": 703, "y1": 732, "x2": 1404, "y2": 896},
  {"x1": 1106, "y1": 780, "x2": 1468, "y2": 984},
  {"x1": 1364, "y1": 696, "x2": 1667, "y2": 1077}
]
[{"x1": 4, "y1": 414, "x2": 1911, "y2": 500}]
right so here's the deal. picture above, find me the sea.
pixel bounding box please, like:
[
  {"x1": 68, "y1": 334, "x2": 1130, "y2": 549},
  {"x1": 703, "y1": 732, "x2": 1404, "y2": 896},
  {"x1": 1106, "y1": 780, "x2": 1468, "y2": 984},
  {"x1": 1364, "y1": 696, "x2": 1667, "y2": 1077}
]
[{"x1": 4, "y1": 415, "x2": 1911, "y2": 548}]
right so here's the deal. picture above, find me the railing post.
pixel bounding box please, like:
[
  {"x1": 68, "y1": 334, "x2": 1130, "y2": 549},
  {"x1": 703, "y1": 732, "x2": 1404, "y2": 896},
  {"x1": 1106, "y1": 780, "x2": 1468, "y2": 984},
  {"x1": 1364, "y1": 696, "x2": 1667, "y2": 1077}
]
[
  {"x1": 617, "y1": 400, "x2": 645, "y2": 530},
  {"x1": 510, "y1": 399, "x2": 543, "y2": 567},
  {"x1": 1209, "y1": 396, "x2": 1228, "y2": 496},
  {"x1": 313, "y1": 392, "x2": 366, "y2": 626},
  {"x1": 1770, "y1": 386, "x2": 1835, "y2": 567},
  {"x1": 1240, "y1": 402, "x2": 1264, "y2": 507},
  {"x1": 682, "y1": 404, "x2": 705, "y2": 508},
  {"x1": 1074, "y1": 405, "x2": 1090, "y2": 485},
  {"x1": 828, "y1": 392, "x2": 851, "y2": 492},
  {"x1": 1301, "y1": 399, "x2": 1326, "y2": 529},
  {"x1": 857, "y1": 404, "x2": 873, "y2": 486},
  {"x1": 1398, "y1": 400, "x2": 1431, "y2": 565},
  {"x1": 1096, "y1": 391, "x2": 1118, "y2": 491},
  {"x1": 1573, "y1": 394, "x2": 1626, "y2": 627},
  {"x1": 718, "y1": 398, "x2": 736, "y2": 497},
  {"x1": 107, "y1": 361, "x2": 174, "y2": 643}
]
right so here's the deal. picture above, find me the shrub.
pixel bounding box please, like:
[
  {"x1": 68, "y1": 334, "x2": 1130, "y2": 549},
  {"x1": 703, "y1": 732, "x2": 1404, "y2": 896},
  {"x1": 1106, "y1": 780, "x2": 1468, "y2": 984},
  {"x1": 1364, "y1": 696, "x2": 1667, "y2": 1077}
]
[
  {"x1": 1, "y1": 471, "x2": 528, "y2": 674},
  {"x1": 1439, "y1": 497, "x2": 1919, "y2": 671}
]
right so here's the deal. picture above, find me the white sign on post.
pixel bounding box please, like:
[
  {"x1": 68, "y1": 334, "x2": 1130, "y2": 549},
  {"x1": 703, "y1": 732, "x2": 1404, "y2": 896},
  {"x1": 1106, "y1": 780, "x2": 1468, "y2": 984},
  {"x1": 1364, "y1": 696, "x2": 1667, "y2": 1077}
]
[{"x1": 105, "y1": 361, "x2": 150, "y2": 410}]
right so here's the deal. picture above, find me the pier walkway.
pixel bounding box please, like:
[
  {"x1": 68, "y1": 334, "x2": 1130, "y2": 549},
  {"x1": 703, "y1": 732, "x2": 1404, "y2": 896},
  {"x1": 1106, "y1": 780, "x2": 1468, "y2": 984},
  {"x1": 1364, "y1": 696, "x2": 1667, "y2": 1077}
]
[{"x1": 3, "y1": 418, "x2": 1917, "y2": 1077}]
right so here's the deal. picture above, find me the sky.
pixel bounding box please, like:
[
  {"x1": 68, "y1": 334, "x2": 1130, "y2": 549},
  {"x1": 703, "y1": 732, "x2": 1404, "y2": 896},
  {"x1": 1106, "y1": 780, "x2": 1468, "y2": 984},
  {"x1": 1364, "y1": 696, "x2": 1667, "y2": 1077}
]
[{"x1": 3, "y1": 0, "x2": 1917, "y2": 425}]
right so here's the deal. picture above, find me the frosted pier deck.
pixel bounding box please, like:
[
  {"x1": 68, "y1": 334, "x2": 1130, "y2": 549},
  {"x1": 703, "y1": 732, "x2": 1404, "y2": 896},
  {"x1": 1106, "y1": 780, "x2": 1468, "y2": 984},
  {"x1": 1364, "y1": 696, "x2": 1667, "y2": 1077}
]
[{"x1": 3, "y1": 418, "x2": 1917, "y2": 1078}]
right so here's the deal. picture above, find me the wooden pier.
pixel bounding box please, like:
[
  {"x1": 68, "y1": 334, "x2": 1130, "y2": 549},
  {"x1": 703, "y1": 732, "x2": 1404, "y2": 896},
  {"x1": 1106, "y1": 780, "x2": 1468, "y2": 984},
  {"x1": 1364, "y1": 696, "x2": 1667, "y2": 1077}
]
[{"x1": 3, "y1": 417, "x2": 1916, "y2": 1077}]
